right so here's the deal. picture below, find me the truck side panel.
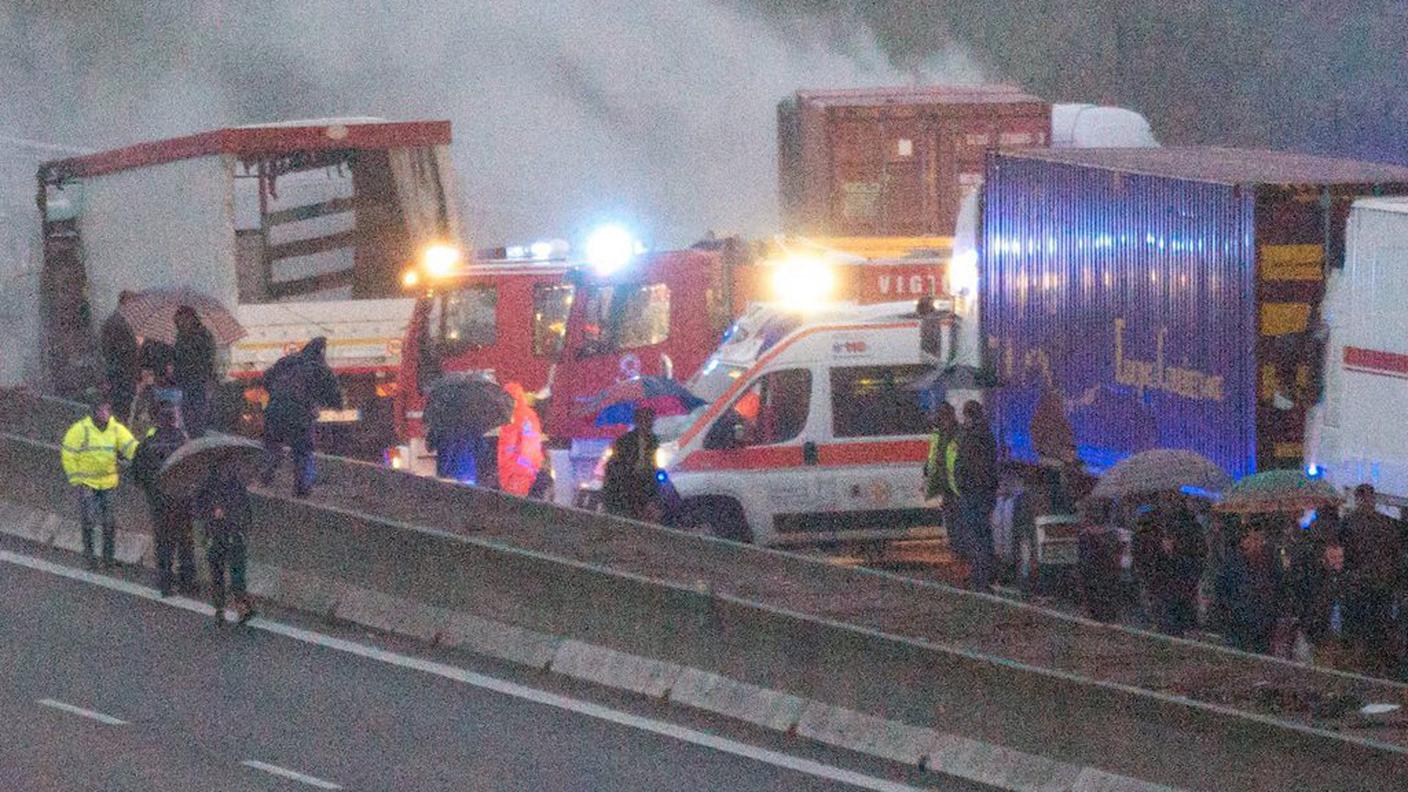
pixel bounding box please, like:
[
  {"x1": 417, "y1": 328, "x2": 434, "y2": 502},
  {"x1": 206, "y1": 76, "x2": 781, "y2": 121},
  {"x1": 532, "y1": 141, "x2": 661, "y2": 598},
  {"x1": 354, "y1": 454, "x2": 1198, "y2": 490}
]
[
  {"x1": 70, "y1": 154, "x2": 238, "y2": 326},
  {"x1": 1313, "y1": 201, "x2": 1408, "y2": 497},
  {"x1": 981, "y1": 155, "x2": 1260, "y2": 478}
]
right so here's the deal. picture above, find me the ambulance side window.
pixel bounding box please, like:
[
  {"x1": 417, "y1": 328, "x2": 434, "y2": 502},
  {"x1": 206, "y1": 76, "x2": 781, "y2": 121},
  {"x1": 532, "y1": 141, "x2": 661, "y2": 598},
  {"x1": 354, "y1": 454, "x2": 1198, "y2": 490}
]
[
  {"x1": 705, "y1": 369, "x2": 812, "y2": 450},
  {"x1": 830, "y1": 365, "x2": 930, "y2": 437}
]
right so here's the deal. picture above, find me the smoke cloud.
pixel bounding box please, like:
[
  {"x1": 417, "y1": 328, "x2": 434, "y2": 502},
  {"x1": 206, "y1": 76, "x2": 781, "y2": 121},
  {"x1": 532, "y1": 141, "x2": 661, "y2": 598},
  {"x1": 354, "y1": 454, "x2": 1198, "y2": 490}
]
[{"x1": 0, "y1": 2, "x2": 984, "y2": 246}]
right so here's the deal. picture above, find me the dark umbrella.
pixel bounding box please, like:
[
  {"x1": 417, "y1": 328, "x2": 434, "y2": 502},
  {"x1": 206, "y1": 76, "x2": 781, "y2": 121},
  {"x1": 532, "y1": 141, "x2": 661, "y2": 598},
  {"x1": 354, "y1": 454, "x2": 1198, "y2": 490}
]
[
  {"x1": 424, "y1": 373, "x2": 512, "y2": 436},
  {"x1": 1091, "y1": 449, "x2": 1232, "y2": 500},
  {"x1": 119, "y1": 287, "x2": 246, "y2": 346},
  {"x1": 1215, "y1": 470, "x2": 1341, "y2": 515},
  {"x1": 157, "y1": 434, "x2": 265, "y2": 497}
]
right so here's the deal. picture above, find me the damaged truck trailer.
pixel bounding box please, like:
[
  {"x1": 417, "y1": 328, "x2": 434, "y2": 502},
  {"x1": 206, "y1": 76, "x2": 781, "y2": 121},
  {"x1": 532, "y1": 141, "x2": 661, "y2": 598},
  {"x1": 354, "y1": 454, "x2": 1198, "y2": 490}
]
[{"x1": 36, "y1": 119, "x2": 462, "y2": 457}]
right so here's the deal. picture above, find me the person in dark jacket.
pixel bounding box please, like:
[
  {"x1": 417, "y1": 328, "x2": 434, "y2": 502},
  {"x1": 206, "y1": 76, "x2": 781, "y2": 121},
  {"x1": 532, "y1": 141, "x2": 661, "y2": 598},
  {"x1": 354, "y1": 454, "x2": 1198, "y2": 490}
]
[
  {"x1": 172, "y1": 306, "x2": 216, "y2": 437},
  {"x1": 129, "y1": 402, "x2": 194, "y2": 596},
  {"x1": 601, "y1": 407, "x2": 661, "y2": 521},
  {"x1": 1290, "y1": 535, "x2": 1352, "y2": 668},
  {"x1": 1216, "y1": 523, "x2": 1284, "y2": 654},
  {"x1": 195, "y1": 465, "x2": 255, "y2": 625},
  {"x1": 101, "y1": 290, "x2": 141, "y2": 424},
  {"x1": 1132, "y1": 494, "x2": 1207, "y2": 637},
  {"x1": 1077, "y1": 498, "x2": 1124, "y2": 622},
  {"x1": 1340, "y1": 484, "x2": 1405, "y2": 675},
  {"x1": 952, "y1": 400, "x2": 999, "y2": 591},
  {"x1": 260, "y1": 337, "x2": 342, "y2": 497}
]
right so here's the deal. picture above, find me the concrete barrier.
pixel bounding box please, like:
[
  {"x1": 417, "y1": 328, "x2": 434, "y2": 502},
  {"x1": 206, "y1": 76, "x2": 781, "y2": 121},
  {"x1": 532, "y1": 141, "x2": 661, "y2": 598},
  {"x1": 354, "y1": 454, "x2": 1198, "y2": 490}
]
[{"x1": 1, "y1": 425, "x2": 1404, "y2": 791}]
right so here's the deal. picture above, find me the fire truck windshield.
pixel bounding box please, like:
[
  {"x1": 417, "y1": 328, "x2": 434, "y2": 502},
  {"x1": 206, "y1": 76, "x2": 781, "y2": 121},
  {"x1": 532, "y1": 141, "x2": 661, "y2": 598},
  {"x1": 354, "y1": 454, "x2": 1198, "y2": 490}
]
[
  {"x1": 579, "y1": 282, "x2": 671, "y2": 356},
  {"x1": 430, "y1": 284, "x2": 497, "y2": 356}
]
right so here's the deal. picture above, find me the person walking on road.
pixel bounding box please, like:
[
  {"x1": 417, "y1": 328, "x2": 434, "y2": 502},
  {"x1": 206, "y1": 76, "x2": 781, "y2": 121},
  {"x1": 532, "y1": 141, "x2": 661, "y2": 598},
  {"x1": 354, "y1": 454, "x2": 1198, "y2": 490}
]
[
  {"x1": 260, "y1": 337, "x2": 341, "y2": 497},
  {"x1": 1216, "y1": 522, "x2": 1284, "y2": 654},
  {"x1": 195, "y1": 466, "x2": 256, "y2": 625},
  {"x1": 60, "y1": 392, "x2": 138, "y2": 569},
  {"x1": 1340, "y1": 484, "x2": 1405, "y2": 675},
  {"x1": 130, "y1": 402, "x2": 195, "y2": 596},
  {"x1": 101, "y1": 290, "x2": 141, "y2": 425},
  {"x1": 172, "y1": 306, "x2": 217, "y2": 437},
  {"x1": 602, "y1": 406, "x2": 661, "y2": 522},
  {"x1": 953, "y1": 400, "x2": 999, "y2": 592}
]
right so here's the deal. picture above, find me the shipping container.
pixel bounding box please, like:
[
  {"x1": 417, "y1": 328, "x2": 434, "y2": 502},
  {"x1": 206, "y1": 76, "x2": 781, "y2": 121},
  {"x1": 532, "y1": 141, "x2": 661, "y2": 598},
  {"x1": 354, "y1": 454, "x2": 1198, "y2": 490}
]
[
  {"x1": 980, "y1": 147, "x2": 1408, "y2": 479},
  {"x1": 779, "y1": 86, "x2": 1050, "y2": 238}
]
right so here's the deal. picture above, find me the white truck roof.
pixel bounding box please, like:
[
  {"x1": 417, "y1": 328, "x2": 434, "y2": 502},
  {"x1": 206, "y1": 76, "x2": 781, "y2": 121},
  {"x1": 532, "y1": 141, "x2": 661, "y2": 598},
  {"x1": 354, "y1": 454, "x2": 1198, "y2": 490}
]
[{"x1": 1352, "y1": 196, "x2": 1408, "y2": 214}]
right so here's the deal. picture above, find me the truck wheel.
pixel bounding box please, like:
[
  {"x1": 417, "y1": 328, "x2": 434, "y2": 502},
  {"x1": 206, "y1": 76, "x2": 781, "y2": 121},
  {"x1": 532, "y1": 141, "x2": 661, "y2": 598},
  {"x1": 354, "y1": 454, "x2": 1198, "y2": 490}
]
[{"x1": 679, "y1": 498, "x2": 754, "y2": 544}]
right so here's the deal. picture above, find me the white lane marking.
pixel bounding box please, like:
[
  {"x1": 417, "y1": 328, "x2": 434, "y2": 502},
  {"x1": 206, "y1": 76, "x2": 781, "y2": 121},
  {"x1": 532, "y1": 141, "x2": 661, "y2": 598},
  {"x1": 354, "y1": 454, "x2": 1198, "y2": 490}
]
[
  {"x1": 241, "y1": 760, "x2": 343, "y2": 790},
  {"x1": 36, "y1": 698, "x2": 129, "y2": 726},
  {"x1": 1, "y1": 550, "x2": 930, "y2": 792}
]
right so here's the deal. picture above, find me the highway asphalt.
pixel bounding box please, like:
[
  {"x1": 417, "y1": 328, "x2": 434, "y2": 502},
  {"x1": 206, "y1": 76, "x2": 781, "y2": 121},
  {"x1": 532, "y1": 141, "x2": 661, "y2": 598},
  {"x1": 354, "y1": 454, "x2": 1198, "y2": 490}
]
[{"x1": 0, "y1": 543, "x2": 959, "y2": 792}]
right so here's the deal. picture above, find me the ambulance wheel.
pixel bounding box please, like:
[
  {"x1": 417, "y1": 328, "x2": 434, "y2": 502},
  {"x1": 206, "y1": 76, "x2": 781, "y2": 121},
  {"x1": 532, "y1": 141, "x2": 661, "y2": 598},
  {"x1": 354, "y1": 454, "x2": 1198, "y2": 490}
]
[{"x1": 679, "y1": 498, "x2": 754, "y2": 544}]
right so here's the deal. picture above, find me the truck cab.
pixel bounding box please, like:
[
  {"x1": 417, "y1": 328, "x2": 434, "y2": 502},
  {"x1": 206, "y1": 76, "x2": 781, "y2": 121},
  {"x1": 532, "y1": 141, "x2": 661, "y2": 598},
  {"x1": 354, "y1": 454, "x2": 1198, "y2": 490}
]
[{"x1": 657, "y1": 300, "x2": 956, "y2": 546}]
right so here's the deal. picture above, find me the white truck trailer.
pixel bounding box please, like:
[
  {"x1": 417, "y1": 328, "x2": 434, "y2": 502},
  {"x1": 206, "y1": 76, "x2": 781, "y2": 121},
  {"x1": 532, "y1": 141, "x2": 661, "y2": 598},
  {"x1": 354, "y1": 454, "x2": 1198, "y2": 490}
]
[{"x1": 36, "y1": 119, "x2": 463, "y2": 456}]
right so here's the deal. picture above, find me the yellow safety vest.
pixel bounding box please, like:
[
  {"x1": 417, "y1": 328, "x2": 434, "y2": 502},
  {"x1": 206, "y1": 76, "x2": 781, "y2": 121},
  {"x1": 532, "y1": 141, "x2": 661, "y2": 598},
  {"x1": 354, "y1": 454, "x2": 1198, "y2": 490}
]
[{"x1": 61, "y1": 417, "x2": 137, "y2": 491}]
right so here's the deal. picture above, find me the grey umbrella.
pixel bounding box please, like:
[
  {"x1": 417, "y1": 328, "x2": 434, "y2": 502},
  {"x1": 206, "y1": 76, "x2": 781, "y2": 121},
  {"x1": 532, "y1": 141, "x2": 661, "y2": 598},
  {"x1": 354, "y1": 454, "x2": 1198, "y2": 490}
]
[
  {"x1": 1090, "y1": 449, "x2": 1232, "y2": 500},
  {"x1": 157, "y1": 434, "x2": 265, "y2": 497}
]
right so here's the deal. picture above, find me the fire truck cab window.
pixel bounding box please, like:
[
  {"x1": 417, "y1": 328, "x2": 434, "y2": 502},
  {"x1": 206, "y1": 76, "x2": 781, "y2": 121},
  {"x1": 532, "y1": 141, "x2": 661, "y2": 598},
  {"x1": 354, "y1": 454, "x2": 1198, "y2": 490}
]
[
  {"x1": 829, "y1": 365, "x2": 930, "y2": 438},
  {"x1": 617, "y1": 283, "x2": 671, "y2": 349},
  {"x1": 437, "y1": 285, "x2": 497, "y2": 356},
  {"x1": 532, "y1": 284, "x2": 575, "y2": 358},
  {"x1": 705, "y1": 369, "x2": 811, "y2": 449},
  {"x1": 579, "y1": 283, "x2": 671, "y2": 356}
]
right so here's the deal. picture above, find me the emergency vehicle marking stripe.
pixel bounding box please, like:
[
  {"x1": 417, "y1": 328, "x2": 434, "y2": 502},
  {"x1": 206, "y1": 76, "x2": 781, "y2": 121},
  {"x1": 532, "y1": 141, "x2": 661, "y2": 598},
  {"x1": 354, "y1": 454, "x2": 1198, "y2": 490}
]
[
  {"x1": 1344, "y1": 346, "x2": 1408, "y2": 379},
  {"x1": 675, "y1": 439, "x2": 928, "y2": 473},
  {"x1": 675, "y1": 321, "x2": 920, "y2": 449}
]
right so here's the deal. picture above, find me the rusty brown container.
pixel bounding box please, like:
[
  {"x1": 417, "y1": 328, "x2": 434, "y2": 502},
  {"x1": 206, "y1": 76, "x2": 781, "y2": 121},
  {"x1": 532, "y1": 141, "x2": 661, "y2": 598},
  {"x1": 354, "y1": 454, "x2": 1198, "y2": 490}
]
[{"x1": 779, "y1": 85, "x2": 1051, "y2": 237}]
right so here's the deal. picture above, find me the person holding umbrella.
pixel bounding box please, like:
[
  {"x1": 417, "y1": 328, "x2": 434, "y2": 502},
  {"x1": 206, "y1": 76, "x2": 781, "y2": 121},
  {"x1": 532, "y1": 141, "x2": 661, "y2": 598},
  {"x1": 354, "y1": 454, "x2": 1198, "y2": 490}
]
[
  {"x1": 602, "y1": 406, "x2": 661, "y2": 521},
  {"x1": 260, "y1": 337, "x2": 342, "y2": 497},
  {"x1": 194, "y1": 464, "x2": 256, "y2": 625},
  {"x1": 60, "y1": 390, "x2": 138, "y2": 569},
  {"x1": 130, "y1": 401, "x2": 194, "y2": 596}
]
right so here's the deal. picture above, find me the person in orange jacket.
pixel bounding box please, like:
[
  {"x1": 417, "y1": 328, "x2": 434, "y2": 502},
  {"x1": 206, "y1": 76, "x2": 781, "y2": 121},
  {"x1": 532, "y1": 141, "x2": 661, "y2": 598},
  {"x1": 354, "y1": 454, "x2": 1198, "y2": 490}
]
[{"x1": 497, "y1": 382, "x2": 545, "y2": 497}]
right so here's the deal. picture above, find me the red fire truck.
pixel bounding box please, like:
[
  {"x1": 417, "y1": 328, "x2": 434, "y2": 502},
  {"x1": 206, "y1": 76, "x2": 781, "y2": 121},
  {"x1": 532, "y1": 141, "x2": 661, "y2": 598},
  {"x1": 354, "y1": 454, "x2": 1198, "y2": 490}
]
[{"x1": 390, "y1": 232, "x2": 949, "y2": 484}]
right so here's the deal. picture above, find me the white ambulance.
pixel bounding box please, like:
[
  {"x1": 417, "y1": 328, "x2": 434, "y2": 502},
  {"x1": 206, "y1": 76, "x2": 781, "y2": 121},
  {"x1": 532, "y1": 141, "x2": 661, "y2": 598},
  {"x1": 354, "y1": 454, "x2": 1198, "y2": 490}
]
[{"x1": 657, "y1": 299, "x2": 955, "y2": 546}]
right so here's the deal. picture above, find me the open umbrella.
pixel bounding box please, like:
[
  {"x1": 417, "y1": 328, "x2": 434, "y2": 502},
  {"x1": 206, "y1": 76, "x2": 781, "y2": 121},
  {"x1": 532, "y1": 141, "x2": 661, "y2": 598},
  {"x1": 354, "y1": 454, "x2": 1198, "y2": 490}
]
[
  {"x1": 120, "y1": 287, "x2": 246, "y2": 346},
  {"x1": 157, "y1": 434, "x2": 265, "y2": 497},
  {"x1": 1215, "y1": 469, "x2": 1341, "y2": 514},
  {"x1": 579, "y1": 376, "x2": 705, "y2": 427},
  {"x1": 424, "y1": 373, "x2": 512, "y2": 436},
  {"x1": 1091, "y1": 449, "x2": 1232, "y2": 500}
]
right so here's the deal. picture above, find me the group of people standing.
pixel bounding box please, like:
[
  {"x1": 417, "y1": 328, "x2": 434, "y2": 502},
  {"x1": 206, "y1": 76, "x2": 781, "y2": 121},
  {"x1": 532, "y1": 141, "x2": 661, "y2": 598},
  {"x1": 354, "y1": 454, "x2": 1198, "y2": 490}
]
[
  {"x1": 66, "y1": 294, "x2": 348, "y2": 624},
  {"x1": 61, "y1": 390, "x2": 257, "y2": 624},
  {"x1": 101, "y1": 292, "x2": 217, "y2": 438},
  {"x1": 924, "y1": 400, "x2": 1001, "y2": 592},
  {"x1": 1077, "y1": 485, "x2": 1406, "y2": 678}
]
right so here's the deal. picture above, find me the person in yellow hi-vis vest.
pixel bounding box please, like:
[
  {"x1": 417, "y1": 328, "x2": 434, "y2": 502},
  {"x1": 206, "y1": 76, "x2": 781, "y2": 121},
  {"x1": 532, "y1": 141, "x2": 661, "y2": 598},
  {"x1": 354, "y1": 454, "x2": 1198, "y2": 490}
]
[{"x1": 60, "y1": 391, "x2": 137, "y2": 569}]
